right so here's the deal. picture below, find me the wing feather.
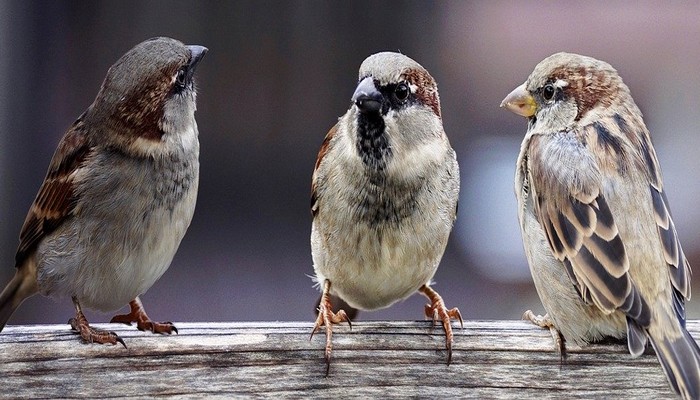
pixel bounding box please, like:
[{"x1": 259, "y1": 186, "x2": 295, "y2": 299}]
[
  {"x1": 15, "y1": 118, "x2": 91, "y2": 266},
  {"x1": 311, "y1": 124, "x2": 337, "y2": 218},
  {"x1": 635, "y1": 121, "x2": 691, "y2": 309},
  {"x1": 528, "y1": 131, "x2": 649, "y2": 325}
]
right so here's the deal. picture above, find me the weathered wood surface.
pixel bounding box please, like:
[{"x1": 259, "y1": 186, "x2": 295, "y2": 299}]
[{"x1": 1, "y1": 319, "x2": 693, "y2": 399}]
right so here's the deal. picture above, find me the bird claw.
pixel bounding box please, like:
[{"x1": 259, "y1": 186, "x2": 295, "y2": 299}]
[
  {"x1": 111, "y1": 313, "x2": 178, "y2": 335},
  {"x1": 310, "y1": 281, "x2": 351, "y2": 376},
  {"x1": 420, "y1": 285, "x2": 462, "y2": 365},
  {"x1": 110, "y1": 298, "x2": 178, "y2": 335},
  {"x1": 69, "y1": 316, "x2": 126, "y2": 348},
  {"x1": 522, "y1": 310, "x2": 566, "y2": 357}
]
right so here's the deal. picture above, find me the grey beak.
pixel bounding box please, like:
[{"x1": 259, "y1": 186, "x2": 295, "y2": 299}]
[
  {"x1": 187, "y1": 45, "x2": 208, "y2": 71},
  {"x1": 352, "y1": 77, "x2": 382, "y2": 114}
]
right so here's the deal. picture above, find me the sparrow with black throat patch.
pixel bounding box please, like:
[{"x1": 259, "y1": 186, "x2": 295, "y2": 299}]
[
  {"x1": 502, "y1": 52, "x2": 700, "y2": 399},
  {"x1": 310, "y1": 51, "x2": 462, "y2": 374},
  {"x1": 0, "y1": 37, "x2": 207, "y2": 347}
]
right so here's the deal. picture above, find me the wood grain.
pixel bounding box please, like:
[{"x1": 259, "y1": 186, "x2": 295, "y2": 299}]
[{"x1": 1, "y1": 320, "x2": 691, "y2": 399}]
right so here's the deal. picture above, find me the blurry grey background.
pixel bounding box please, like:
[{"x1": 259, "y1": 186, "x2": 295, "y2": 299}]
[{"x1": 1, "y1": 1, "x2": 700, "y2": 325}]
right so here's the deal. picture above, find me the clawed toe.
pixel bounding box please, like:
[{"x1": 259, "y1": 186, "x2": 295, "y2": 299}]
[
  {"x1": 310, "y1": 280, "x2": 351, "y2": 376},
  {"x1": 420, "y1": 285, "x2": 462, "y2": 365},
  {"x1": 110, "y1": 298, "x2": 178, "y2": 336},
  {"x1": 522, "y1": 310, "x2": 552, "y2": 328},
  {"x1": 69, "y1": 296, "x2": 126, "y2": 348},
  {"x1": 136, "y1": 320, "x2": 178, "y2": 334},
  {"x1": 522, "y1": 310, "x2": 566, "y2": 356},
  {"x1": 142, "y1": 321, "x2": 177, "y2": 335},
  {"x1": 69, "y1": 316, "x2": 126, "y2": 348}
]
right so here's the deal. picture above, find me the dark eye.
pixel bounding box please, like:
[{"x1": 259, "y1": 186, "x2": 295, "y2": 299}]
[
  {"x1": 394, "y1": 82, "x2": 410, "y2": 102},
  {"x1": 176, "y1": 68, "x2": 187, "y2": 88},
  {"x1": 542, "y1": 84, "x2": 555, "y2": 101}
]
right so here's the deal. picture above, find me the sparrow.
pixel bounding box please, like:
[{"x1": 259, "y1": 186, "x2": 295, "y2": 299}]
[
  {"x1": 0, "y1": 37, "x2": 207, "y2": 347},
  {"x1": 310, "y1": 51, "x2": 462, "y2": 373},
  {"x1": 502, "y1": 52, "x2": 700, "y2": 399}
]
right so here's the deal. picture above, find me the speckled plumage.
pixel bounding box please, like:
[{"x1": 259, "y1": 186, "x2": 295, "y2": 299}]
[
  {"x1": 310, "y1": 52, "x2": 461, "y2": 371},
  {"x1": 0, "y1": 37, "x2": 207, "y2": 346},
  {"x1": 504, "y1": 52, "x2": 700, "y2": 399}
]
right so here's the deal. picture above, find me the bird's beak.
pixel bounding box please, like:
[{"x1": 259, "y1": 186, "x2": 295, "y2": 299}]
[
  {"x1": 500, "y1": 83, "x2": 536, "y2": 117},
  {"x1": 187, "y1": 45, "x2": 208, "y2": 72},
  {"x1": 352, "y1": 76, "x2": 383, "y2": 114}
]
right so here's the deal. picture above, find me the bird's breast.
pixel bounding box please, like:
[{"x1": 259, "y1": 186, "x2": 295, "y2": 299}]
[
  {"x1": 350, "y1": 173, "x2": 420, "y2": 227},
  {"x1": 35, "y1": 141, "x2": 199, "y2": 311}
]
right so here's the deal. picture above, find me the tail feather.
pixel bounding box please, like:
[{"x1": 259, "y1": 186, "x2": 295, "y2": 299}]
[
  {"x1": 0, "y1": 265, "x2": 38, "y2": 332},
  {"x1": 626, "y1": 317, "x2": 648, "y2": 357},
  {"x1": 648, "y1": 324, "x2": 700, "y2": 400}
]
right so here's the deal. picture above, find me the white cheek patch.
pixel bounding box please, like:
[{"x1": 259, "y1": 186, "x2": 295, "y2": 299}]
[
  {"x1": 408, "y1": 82, "x2": 419, "y2": 93},
  {"x1": 554, "y1": 79, "x2": 569, "y2": 89},
  {"x1": 128, "y1": 118, "x2": 198, "y2": 158},
  {"x1": 128, "y1": 136, "x2": 165, "y2": 157}
]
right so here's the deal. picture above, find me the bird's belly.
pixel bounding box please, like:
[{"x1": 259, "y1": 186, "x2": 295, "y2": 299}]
[
  {"x1": 313, "y1": 220, "x2": 441, "y2": 311},
  {"x1": 36, "y1": 178, "x2": 197, "y2": 312}
]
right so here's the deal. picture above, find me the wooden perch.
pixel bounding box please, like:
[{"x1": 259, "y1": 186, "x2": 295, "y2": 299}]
[{"x1": 1, "y1": 320, "x2": 692, "y2": 398}]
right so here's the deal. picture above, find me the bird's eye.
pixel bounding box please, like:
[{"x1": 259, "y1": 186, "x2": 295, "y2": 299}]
[
  {"x1": 394, "y1": 82, "x2": 410, "y2": 102},
  {"x1": 542, "y1": 84, "x2": 555, "y2": 101},
  {"x1": 176, "y1": 68, "x2": 187, "y2": 87}
]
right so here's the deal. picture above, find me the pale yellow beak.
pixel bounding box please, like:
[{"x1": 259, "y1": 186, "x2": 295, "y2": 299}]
[{"x1": 500, "y1": 83, "x2": 536, "y2": 117}]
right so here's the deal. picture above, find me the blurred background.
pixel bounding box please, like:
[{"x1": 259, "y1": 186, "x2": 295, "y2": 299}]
[{"x1": 1, "y1": 1, "x2": 700, "y2": 326}]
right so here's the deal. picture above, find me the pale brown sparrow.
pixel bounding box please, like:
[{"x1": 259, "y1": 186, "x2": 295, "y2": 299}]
[
  {"x1": 502, "y1": 52, "x2": 700, "y2": 399},
  {"x1": 0, "y1": 37, "x2": 207, "y2": 347},
  {"x1": 310, "y1": 51, "x2": 462, "y2": 373}
]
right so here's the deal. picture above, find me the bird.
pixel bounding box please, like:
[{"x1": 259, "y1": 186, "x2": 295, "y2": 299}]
[
  {"x1": 501, "y1": 52, "x2": 700, "y2": 399},
  {"x1": 310, "y1": 51, "x2": 462, "y2": 373},
  {"x1": 0, "y1": 37, "x2": 207, "y2": 347}
]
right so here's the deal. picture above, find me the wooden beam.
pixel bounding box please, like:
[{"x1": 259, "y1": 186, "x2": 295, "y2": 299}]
[{"x1": 0, "y1": 320, "x2": 687, "y2": 398}]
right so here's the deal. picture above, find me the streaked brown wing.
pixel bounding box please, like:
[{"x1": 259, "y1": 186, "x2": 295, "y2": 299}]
[
  {"x1": 15, "y1": 118, "x2": 91, "y2": 267},
  {"x1": 615, "y1": 114, "x2": 691, "y2": 306},
  {"x1": 310, "y1": 123, "x2": 337, "y2": 218},
  {"x1": 528, "y1": 133, "x2": 650, "y2": 325},
  {"x1": 651, "y1": 186, "x2": 691, "y2": 321}
]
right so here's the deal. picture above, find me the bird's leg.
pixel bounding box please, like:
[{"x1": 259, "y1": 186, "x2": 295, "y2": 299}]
[
  {"x1": 310, "y1": 280, "x2": 351, "y2": 375},
  {"x1": 69, "y1": 297, "x2": 126, "y2": 348},
  {"x1": 110, "y1": 297, "x2": 177, "y2": 335},
  {"x1": 522, "y1": 310, "x2": 566, "y2": 357},
  {"x1": 419, "y1": 284, "x2": 463, "y2": 365}
]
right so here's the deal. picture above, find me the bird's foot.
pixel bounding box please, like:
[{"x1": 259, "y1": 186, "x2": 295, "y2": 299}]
[
  {"x1": 69, "y1": 309, "x2": 126, "y2": 348},
  {"x1": 420, "y1": 284, "x2": 463, "y2": 365},
  {"x1": 522, "y1": 310, "x2": 566, "y2": 356},
  {"x1": 110, "y1": 297, "x2": 177, "y2": 335},
  {"x1": 310, "y1": 280, "x2": 351, "y2": 376}
]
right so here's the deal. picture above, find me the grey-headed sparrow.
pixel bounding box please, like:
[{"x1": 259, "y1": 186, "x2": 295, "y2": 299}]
[
  {"x1": 310, "y1": 51, "x2": 462, "y2": 373},
  {"x1": 502, "y1": 52, "x2": 700, "y2": 398},
  {"x1": 0, "y1": 37, "x2": 207, "y2": 347}
]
